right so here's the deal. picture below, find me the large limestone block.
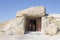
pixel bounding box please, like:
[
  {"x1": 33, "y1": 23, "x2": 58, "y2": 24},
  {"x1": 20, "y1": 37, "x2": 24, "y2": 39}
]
[
  {"x1": 41, "y1": 17, "x2": 50, "y2": 34},
  {"x1": 52, "y1": 19, "x2": 60, "y2": 30},
  {"x1": 16, "y1": 6, "x2": 46, "y2": 17},
  {"x1": 42, "y1": 15, "x2": 60, "y2": 36},
  {"x1": 45, "y1": 23, "x2": 59, "y2": 36}
]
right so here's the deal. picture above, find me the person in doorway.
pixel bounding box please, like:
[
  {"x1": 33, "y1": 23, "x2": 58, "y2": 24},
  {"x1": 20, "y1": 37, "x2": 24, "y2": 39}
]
[
  {"x1": 32, "y1": 24, "x2": 36, "y2": 31},
  {"x1": 28, "y1": 22, "x2": 32, "y2": 31}
]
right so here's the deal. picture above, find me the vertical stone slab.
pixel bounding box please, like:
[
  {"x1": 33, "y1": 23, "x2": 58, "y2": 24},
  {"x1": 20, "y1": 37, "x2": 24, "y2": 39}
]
[
  {"x1": 15, "y1": 16, "x2": 26, "y2": 35},
  {"x1": 41, "y1": 17, "x2": 48, "y2": 34},
  {"x1": 36, "y1": 18, "x2": 41, "y2": 31}
]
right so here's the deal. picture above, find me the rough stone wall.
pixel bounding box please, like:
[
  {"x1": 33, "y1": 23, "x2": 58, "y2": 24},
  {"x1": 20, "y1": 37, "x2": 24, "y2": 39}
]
[{"x1": 42, "y1": 14, "x2": 60, "y2": 35}]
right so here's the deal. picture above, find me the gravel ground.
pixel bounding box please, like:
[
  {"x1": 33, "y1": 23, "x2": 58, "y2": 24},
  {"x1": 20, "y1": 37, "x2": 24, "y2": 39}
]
[{"x1": 0, "y1": 32, "x2": 60, "y2": 40}]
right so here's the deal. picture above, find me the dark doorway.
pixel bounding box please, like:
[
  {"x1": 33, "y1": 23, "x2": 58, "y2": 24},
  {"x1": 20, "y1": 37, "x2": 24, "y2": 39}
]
[
  {"x1": 28, "y1": 20, "x2": 36, "y2": 31},
  {"x1": 25, "y1": 17, "x2": 41, "y2": 34}
]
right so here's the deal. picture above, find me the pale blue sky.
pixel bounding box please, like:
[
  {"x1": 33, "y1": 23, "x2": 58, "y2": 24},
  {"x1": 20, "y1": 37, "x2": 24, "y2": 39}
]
[{"x1": 0, "y1": 0, "x2": 60, "y2": 22}]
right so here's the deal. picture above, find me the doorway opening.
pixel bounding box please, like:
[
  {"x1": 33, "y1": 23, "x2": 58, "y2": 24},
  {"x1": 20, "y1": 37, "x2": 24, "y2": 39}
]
[
  {"x1": 28, "y1": 19, "x2": 36, "y2": 31},
  {"x1": 25, "y1": 17, "x2": 41, "y2": 34}
]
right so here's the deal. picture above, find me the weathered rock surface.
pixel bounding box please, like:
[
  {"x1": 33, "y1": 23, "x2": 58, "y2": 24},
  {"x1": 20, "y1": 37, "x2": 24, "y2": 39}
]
[
  {"x1": 42, "y1": 14, "x2": 60, "y2": 35},
  {"x1": 16, "y1": 6, "x2": 46, "y2": 17},
  {"x1": 0, "y1": 18, "x2": 25, "y2": 35},
  {"x1": 45, "y1": 23, "x2": 58, "y2": 36}
]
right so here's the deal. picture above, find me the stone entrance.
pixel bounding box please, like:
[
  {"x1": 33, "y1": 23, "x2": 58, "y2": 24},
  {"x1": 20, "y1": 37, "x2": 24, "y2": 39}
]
[
  {"x1": 25, "y1": 17, "x2": 41, "y2": 33},
  {"x1": 16, "y1": 6, "x2": 45, "y2": 34}
]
